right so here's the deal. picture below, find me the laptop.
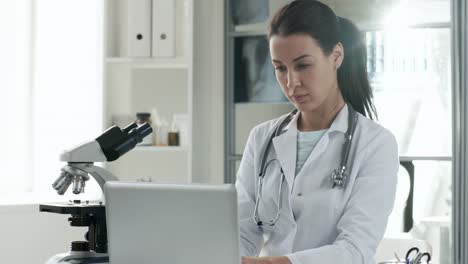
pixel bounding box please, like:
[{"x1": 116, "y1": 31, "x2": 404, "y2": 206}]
[{"x1": 104, "y1": 181, "x2": 240, "y2": 264}]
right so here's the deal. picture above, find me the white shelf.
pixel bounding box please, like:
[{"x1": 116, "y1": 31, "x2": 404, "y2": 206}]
[
  {"x1": 234, "y1": 22, "x2": 267, "y2": 33},
  {"x1": 105, "y1": 57, "x2": 189, "y2": 69},
  {"x1": 134, "y1": 146, "x2": 189, "y2": 152},
  {"x1": 103, "y1": 0, "x2": 194, "y2": 184}
]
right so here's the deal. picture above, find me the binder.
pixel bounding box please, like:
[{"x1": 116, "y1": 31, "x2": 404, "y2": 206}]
[
  {"x1": 127, "y1": 0, "x2": 152, "y2": 57},
  {"x1": 152, "y1": 0, "x2": 176, "y2": 57}
]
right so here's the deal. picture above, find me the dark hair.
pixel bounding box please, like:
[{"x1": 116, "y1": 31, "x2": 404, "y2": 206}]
[{"x1": 268, "y1": 0, "x2": 377, "y2": 120}]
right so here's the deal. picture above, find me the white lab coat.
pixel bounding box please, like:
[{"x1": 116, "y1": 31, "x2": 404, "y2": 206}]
[{"x1": 235, "y1": 105, "x2": 399, "y2": 264}]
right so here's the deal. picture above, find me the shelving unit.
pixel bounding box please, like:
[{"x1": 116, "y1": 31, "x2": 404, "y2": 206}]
[
  {"x1": 103, "y1": 0, "x2": 193, "y2": 183},
  {"x1": 225, "y1": 0, "x2": 294, "y2": 183}
]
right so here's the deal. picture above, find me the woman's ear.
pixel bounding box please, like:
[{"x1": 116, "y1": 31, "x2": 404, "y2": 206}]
[{"x1": 332, "y1": 42, "x2": 344, "y2": 69}]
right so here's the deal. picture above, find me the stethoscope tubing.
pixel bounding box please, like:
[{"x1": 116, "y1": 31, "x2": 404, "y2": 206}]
[{"x1": 258, "y1": 110, "x2": 298, "y2": 177}]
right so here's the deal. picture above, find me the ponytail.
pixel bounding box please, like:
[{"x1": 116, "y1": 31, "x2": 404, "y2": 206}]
[{"x1": 337, "y1": 17, "x2": 378, "y2": 120}]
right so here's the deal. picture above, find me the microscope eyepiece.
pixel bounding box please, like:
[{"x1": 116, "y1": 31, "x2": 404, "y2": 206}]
[
  {"x1": 137, "y1": 123, "x2": 152, "y2": 139},
  {"x1": 96, "y1": 122, "x2": 153, "y2": 162},
  {"x1": 123, "y1": 123, "x2": 138, "y2": 134},
  {"x1": 129, "y1": 123, "x2": 152, "y2": 143}
]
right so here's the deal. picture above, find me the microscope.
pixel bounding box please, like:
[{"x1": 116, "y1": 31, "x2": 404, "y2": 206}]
[{"x1": 40, "y1": 122, "x2": 152, "y2": 264}]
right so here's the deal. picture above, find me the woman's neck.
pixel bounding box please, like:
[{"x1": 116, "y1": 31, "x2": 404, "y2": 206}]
[{"x1": 298, "y1": 95, "x2": 345, "y2": 132}]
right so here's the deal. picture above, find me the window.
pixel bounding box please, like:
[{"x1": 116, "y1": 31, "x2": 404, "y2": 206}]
[
  {"x1": 363, "y1": 2, "x2": 451, "y2": 263},
  {"x1": 0, "y1": 0, "x2": 103, "y2": 203},
  {"x1": 0, "y1": 0, "x2": 32, "y2": 195},
  {"x1": 368, "y1": 28, "x2": 451, "y2": 157}
]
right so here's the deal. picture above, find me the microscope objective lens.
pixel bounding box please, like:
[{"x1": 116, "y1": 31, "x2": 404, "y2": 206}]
[
  {"x1": 72, "y1": 177, "x2": 85, "y2": 194},
  {"x1": 57, "y1": 175, "x2": 73, "y2": 195},
  {"x1": 52, "y1": 172, "x2": 68, "y2": 190}
]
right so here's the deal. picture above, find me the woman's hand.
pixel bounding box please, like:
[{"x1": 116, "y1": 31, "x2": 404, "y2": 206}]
[{"x1": 241, "y1": 256, "x2": 291, "y2": 264}]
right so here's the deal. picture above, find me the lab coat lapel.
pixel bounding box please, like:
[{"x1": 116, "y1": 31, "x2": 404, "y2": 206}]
[
  {"x1": 272, "y1": 112, "x2": 300, "y2": 194},
  {"x1": 299, "y1": 105, "x2": 349, "y2": 174}
]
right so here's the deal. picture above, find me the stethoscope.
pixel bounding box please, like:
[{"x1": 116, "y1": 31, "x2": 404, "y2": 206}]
[{"x1": 253, "y1": 103, "x2": 358, "y2": 226}]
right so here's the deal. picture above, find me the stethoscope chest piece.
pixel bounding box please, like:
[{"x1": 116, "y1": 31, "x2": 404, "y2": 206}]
[{"x1": 331, "y1": 166, "x2": 347, "y2": 188}]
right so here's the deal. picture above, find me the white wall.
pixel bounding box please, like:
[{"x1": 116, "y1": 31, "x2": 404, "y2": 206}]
[
  {"x1": 0, "y1": 205, "x2": 87, "y2": 264},
  {"x1": 192, "y1": 0, "x2": 225, "y2": 184}
]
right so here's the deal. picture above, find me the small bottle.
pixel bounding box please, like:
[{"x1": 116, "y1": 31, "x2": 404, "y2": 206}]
[
  {"x1": 168, "y1": 118, "x2": 180, "y2": 146},
  {"x1": 157, "y1": 117, "x2": 169, "y2": 146},
  {"x1": 136, "y1": 112, "x2": 152, "y2": 146},
  {"x1": 150, "y1": 108, "x2": 160, "y2": 146}
]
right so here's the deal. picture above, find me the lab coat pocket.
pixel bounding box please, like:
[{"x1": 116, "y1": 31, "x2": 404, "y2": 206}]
[{"x1": 303, "y1": 188, "x2": 343, "y2": 226}]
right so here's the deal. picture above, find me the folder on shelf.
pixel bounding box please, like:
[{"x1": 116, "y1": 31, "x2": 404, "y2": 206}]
[
  {"x1": 127, "y1": 0, "x2": 152, "y2": 57},
  {"x1": 152, "y1": 0, "x2": 176, "y2": 57}
]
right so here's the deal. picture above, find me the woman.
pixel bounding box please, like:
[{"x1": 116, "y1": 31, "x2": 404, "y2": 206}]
[{"x1": 235, "y1": 1, "x2": 399, "y2": 264}]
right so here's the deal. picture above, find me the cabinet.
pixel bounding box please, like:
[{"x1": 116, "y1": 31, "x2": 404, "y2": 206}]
[
  {"x1": 225, "y1": 0, "x2": 294, "y2": 183},
  {"x1": 103, "y1": 0, "x2": 193, "y2": 183}
]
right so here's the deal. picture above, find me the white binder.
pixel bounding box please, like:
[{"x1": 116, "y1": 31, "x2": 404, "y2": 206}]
[
  {"x1": 127, "y1": 0, "x2": 152, "y2": 57},
  {"x1": 152, "y1": 0, "x2": 176, "y2": 57}
]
